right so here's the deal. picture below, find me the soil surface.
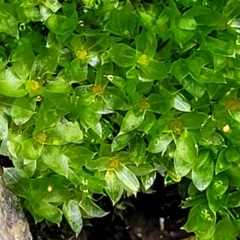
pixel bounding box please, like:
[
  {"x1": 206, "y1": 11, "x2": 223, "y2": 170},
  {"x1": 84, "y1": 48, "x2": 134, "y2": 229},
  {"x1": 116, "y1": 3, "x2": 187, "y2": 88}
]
[{"x1": 1, "y1": 155, "x2": 193, "y2": 240}]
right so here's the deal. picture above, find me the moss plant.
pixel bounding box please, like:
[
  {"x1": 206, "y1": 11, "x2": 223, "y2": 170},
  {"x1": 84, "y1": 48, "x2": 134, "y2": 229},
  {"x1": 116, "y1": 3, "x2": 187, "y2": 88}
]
[{"x1": 1, "y1": 0, "x2": 240, "y2": 238}]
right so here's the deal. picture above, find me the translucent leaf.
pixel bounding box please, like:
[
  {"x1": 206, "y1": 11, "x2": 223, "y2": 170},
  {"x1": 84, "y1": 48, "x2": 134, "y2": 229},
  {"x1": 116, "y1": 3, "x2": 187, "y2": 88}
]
[
  {"x1": 41, "y1": 146, "x2": 69, "y2": 177},
  {"x1": 173, "y1": 93, "x2": 191, "y2": 112},
  {"x1": 111, "y1": 132, "x2": 134, "y2": 152},
  {"x1": 105, "y1": 170, "x2": 123, "y2": 205},
  {"x1": 135, "y1": 30, "x2": 157, "y2": 58},
  {"x1": 0, "y1": 69, "x2": 27, "y2": 97},
  {"x1": 216, "y1": 149, "x2": 231, "y2": 174},
  {"x1": 180, "y1": 111, "x2": 208, "y2": 129},
  {"x1": 129, "y1": 136, "x2": 146, "y2": 165},
  {"x1": 178, "y1": 16, "x2": 197, "y2": 30},
  {"x1": 41, "y1": 0, "x2": 62, "y2": 12},
  {"x1": 63, "y1": 200, "x2": 82, "y2": 235},
  {"x1": 205, "y1": 37, "x2": 235, "y2": 56},
  {"x1": 2, "y1": 167, "x2": 29, "y2": 198},
  {"x1": 171, "y1": 59, "x2": 189, "y2": 83},
  {"x1": 183, "y1": 202, "x2": 216, "y2": 239},
  {"x1": 212, "y1": 219, "x2": 236, "y2": 240},
  {"x1": 21, "y1": 138, "x2": 43, "y2": 161},
  {"x1": 128, "y1": 164, "x2": 155, "y2": 177},
  {"x1": 43, "y1": 121, "x2": 83, "y2": 145},
  {"x1": 0, "y1": 112, "x2": 8, "y2": 140},
  {"x1": 39, "y1": 201, "x2": 62, "y2": 225},
  {"x1": 141, "y1": 171, "x2": 156, "y2": 191},
  {"x1": 137, "y1": 112, "x2": 156, "y2": 134},
  {"x1": 11, "y1": 97, "x2": 36, "y2": 126},
  {"x1": 11, "y1": 43, "x2": 35, "y2": 80},
  {"x1": 85, "y1": 157, "x2": 111, "y2": 171},
  {"x1": 120, "y1": 109, "x2": 145, "y2": 134},
  {"x1": 45, "y1": 3, "x2": 77, "y2": 35},
  {"x1": 80, "y1": 197, "x2": 108, "y2": 218},
  {"x1": 138, "y1": 59, "x2": 168, "y2": 81},
  {"x1": 192, "y1": 157, "x2": 214, "y2": 191},
  {"x1": 182, "y1": 76, "x2": 205, "y2": 99},
  {"x1": 111, "y1": 44, "x2": 136, "y2": 67},
  {"x1": 114, "y1": 164, "x2": 140, "y2": 194},
  {"x1": 148, "y1": 134, "x2": 173, "y2": 154},
  {"x1": 65, "y1": 146, "x2": 96, "y2": 169},
  {"x1": 175, "y1": 130, "x2": 197, "y2": 164},
  {"x1": 0, "y1": 4, "x2": 18, "y2": 37}
]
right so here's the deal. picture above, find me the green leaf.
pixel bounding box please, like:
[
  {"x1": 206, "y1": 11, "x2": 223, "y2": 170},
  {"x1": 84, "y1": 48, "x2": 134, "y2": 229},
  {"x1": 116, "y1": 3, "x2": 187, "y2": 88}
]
[
  {"x1": 178, "y1": 16, "x2": 197, "y2": 30},
  {"x1": 137, "y1": 112, "x2": 156, "y2": 134},
  {"x1": 225, "y1": 146, "x2": 240, "y2": 162},
  {"x1": 137, "y1": 59, "x2": 168, "y2": 81},
  {"x1": 29, "y1": 175, "x2": 69, "y2": 204},
  {"x1": 216, "y1": 149, "x2": 231, "y2": 174},
  {"x1": 129, "y1": 136, "x2": 146, "y2": 165},
  {"x1": 45, "y1": 3, "x2": 77, "y2": 35},
  {"x1": 227, "y1": 190, "x2": 240, "y2": 208},
  {"x1": 0, "y1": 69, "x2": 27, "y2": 97},
  {"x1": 171, "y1": 59, "x2": 189, "y2": 83},
  {"x1": 183, "y1": 202, "x2": 216, "y2": 239},
  {"x1": 0, "y1": 112, "x2": 8, "y2": 140},
  {"x1": 85, "y1": 157, "x2": 111, "y2": 171},
  {"x1": 204, "y1": 37, "x2": 235, "y2": 56},
  {"x1": 11, "y1": 97, "x2": 36, "y2": 126},
  {"x1": 192, "y1": 156, "x2": 214, "y2": 191},
  {"x1": 41, "y1": 146, "x2": 68, "y2": 177},
  {"x1": 212, "y1": 219, "x2": 236, "y2": 240},
  {"x1": 41, "y1": 0, "x2": 62, "y2": 12},
  {"x1": 206, "y1": 186, "x2": 225, "y2": 213},
  {"x1": 180, "y1": 112, "x2": 208, "y2": 129},
  {"x1": 135, "y1": 30, "x2": 157, "y2": 58},
  {"x1": 173, "y1": 93, "x2": 191, "y2": 112},
  {"x1": 11, "y1": 43, "x2": 35, "y2": 80},
  {"x1": 65, "y1": 146, "x2": 96, "y2": 169},
  {"x1": 200, "y1": 132, "x2": 225, "y2": 147},
  {"x1": 111, "y1": 44, "x2": 136, "y2": 67},
  {"x1": 175, "y1": 130, "x2": 198, "y2": 164},
  {"x1": 174, "y1": 150, "x2": 192, "y2": 177},
  {"x1": 104, "y1": 170, "x2": 123, "y2": 205},
  {"x1": 63, "y1": 200, "x2": 82, "y2": 235},
  {"x1": 3, "y1": 167, "x2": 29, "y2": 198},
  {"x1": 102, "y1": 87, "x2": 128, "y2": 111},
  {"x1": 21, "y1": 138, "x2": 43, "y2": 161},
  {"x1": 104, "y1": 3, "x2": 137, "y2": 37},
  {"x1": 120, "y1": 109, "x2": 145, "y2": 134},
  {"x1": 211, "y1": 174, "x2": 229, "y2": 197},
  {"x1": 182, "y1": 76, "x2": 205, "y2": 99},
  {"x1": 128, "y1": 163, "x2": 155, "y2": 177},
  {"x1": 225, "y1": 163, "x2": 240, "y2": 187},
  {"x1": 39, "y1": 201, "x2": 62, "y2": 225},
  {"x1": 114, "y1": 164, "x2": 140, "y2": 194},
  {"x1": 111, "y1": 132, "x2": 134, "y2": 152},
  {"x1": 141, "y1": 171, "x2": 156, "y2": 191},
  {"x1": 80, "y1": 197, "x2": 108, "y2": 218},
  {"x1": 147, "y1": 92, "x2": 172, "y2": 114},
  {"x1": 43, "y1": 120, "x2": 83, "y2": 145},
  {"x1": 148, "y1": 134, "x2": 173, "y2": 155},
  {"x1": 0, "y1": 3, "x2": 18, "y2": 37}
]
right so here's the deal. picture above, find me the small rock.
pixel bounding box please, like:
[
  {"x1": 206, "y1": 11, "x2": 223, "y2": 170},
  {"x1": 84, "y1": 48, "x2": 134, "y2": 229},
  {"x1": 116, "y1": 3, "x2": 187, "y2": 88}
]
[{"x1": 0, "y1": 177, "x2": 32, "y2": 240}]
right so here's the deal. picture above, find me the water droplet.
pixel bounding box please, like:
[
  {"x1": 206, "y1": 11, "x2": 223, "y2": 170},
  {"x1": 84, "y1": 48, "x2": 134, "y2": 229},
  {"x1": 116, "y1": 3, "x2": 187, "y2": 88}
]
[
  {"x1": 19, "y1": 23, "x2": 26, "y2": 31},
  {"x1": 78, "y1": 20, "x2": 84, "y2": 26},
  {"x1": 107, "y1": 75, "x2": 114, "y2": 80}
]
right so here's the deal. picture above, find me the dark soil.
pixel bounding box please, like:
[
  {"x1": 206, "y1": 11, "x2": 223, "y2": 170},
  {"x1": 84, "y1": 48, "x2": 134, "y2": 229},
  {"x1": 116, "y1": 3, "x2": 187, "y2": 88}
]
[{"x1": 1, "y1": 155, "x2": 193, "y2": 240}]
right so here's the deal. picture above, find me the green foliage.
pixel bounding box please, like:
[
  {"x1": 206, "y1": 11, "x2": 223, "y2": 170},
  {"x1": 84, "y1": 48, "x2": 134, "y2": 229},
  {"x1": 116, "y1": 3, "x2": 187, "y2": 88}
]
[{"x1": 1, "y1": 0, "x2": 240, "y2": 238}]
